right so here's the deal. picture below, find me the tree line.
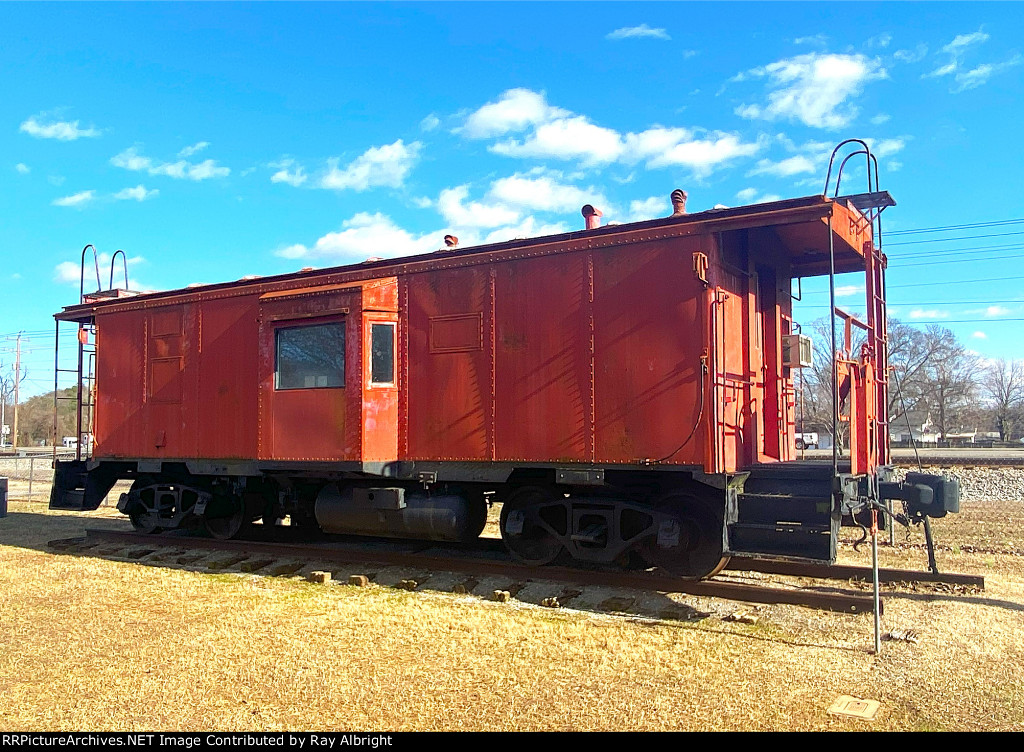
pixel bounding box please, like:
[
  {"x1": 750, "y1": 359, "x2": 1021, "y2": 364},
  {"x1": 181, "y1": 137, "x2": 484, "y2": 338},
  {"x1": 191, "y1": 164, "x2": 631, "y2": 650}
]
[{"x1": 799, "y1": 318, "x2": 1024, "y2": 445}]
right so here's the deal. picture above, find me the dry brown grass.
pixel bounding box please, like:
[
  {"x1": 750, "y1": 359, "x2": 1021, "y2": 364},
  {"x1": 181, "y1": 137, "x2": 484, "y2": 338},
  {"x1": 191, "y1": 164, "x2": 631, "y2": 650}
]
[{"x1": 1, "y1": 484, "x2": 1023, "y2": 732}]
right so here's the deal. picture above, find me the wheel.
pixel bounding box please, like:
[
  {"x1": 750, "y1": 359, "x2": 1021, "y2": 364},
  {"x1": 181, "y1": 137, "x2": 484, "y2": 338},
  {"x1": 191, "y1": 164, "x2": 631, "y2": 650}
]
[
  {"x1": 641, "y1": 491, "x2": 730, "y2": 580},
  {"x1": 126, "y1": 475, "x2": 162, "y2": 534},
  {"x1": 499, "y1": 486, "x2": 567, "y2": 566},
  {"x1": 203, "y1": 492, "x2": 246, "y2": 540}
]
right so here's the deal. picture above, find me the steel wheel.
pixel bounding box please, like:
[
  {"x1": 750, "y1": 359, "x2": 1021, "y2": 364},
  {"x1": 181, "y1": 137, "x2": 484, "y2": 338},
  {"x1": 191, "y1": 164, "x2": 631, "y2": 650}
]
[
  {"x1": 127, "y1": 476, "x2": 161, "y2": 534},
  {"x1": 203, "y1": 493, "x2": 246, "y2": 540},
  {"x1": 499, "y1": 486, "x2": 566, "y2": 566},
  {"x1": 641, "y1": 491, "x2": 729, "y2": 580}
]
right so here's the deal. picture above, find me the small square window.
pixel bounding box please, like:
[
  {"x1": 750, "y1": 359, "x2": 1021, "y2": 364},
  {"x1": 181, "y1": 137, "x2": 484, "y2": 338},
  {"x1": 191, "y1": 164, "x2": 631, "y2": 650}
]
[
  {"x1": 275, "y1": 322, "x2": 345, "y2": 390},
  {"x1": 370, "y1": 323, "x2": 395, "y2": 385}
]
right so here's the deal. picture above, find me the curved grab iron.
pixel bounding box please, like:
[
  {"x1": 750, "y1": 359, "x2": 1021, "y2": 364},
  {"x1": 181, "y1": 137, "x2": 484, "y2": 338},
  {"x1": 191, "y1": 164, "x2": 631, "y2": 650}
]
[
  {"x1": 109, "y1": 249, "x2": 129, "y2": 290},
  {"x1": 79, "y1": 244, "x2": 101, "y2": 304}
]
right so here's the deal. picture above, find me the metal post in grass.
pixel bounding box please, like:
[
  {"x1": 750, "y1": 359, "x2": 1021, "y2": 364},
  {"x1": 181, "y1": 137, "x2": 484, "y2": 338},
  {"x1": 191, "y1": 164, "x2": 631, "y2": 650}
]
[
  {"x1": 28, "y1": 456, "x2": 34, "y2": 501},
  {"x1": 872, "y1": 507, "x2": 882, "y2": 655}
]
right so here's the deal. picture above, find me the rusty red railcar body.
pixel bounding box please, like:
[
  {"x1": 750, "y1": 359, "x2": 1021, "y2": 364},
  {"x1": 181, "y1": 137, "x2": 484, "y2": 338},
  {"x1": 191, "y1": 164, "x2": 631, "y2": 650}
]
[{"x1": 51, "y1": 188, "x2": 958, "y2": 577}]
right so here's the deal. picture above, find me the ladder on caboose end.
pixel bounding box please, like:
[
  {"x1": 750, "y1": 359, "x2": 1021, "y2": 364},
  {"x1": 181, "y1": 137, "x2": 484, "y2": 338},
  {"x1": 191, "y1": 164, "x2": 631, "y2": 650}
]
[
  {"x1": 50, "y1": 247, "x2": 135, "y2": 510},
  {"x1": 51, "y1": 244, "x2": 104, "y2": 465},
  {"x1": 51, "y1": 319, "x2": 96, "y2": 463}
]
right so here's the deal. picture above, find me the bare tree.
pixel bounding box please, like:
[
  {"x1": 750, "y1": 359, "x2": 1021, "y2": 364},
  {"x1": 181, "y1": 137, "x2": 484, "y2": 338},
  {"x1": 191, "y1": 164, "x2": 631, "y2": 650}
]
[
  {"x1": 982, "y1": 359, "x2": 1024, "y2": 440},
  {"x1": 0, "y1": 359, "x2": 27, "y2": 446},
  {"x1": 920, "y1": 330, "x2": 978, "y2": 438},
  {"x1": 798, "y1": 317, "x2": 980, "y2": 447},
  {"x1": 887, "y1": 321, "x2": 951, "y2": 428}
]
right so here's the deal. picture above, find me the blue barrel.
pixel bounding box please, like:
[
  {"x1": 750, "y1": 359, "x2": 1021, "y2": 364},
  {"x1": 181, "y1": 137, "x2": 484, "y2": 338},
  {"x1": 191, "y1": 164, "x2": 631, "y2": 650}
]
[{"x1": 0, "y1": 477, "x2": 7, "y2": 518}]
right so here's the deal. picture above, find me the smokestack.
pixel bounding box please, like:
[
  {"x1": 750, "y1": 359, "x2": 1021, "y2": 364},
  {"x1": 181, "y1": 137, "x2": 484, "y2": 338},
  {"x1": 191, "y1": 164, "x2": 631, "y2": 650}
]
[
  {"x1": 670, "y1": 189, "x2": 688, "y2": 216},
  {"x1": 581, "y1": 204, "x2": 603, "y2": 230},
  {"x1": 444, "y1": 234, "x2": 459, "y2": 250}
]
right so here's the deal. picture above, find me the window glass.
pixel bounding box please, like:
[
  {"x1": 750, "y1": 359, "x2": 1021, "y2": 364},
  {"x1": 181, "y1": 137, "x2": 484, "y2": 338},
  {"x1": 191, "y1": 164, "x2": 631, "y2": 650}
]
[
  {"x1": 275, "y1": 322, "x2": 345, "y2": 389},
  {"x1": 371, "y1": 323, "x2": 395, "y2": 385}
]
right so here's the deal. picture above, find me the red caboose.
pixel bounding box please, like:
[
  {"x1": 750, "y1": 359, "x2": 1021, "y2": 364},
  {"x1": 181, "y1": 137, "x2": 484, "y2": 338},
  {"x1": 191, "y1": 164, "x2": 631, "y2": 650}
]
[{"x1": 51, "y1": 166, "x2": 956, "y2": 577}]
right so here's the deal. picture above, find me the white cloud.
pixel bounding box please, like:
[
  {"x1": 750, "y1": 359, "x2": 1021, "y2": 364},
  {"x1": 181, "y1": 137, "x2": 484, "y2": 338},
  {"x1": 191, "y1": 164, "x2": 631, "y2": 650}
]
[
  {"x1": 734, "y1": 53, "x2": 887, "y2": 128},
  {"x1": 488, "y1": 171, "x2": 603, "y2": 214},
  {"x1": 437, "y1": 185, "x2": 521, "y2": 229},
  {"x1": 986, "y1": 305, "x2": 1010, "y2": 317},
  {"x1": 480, "y1": 217, "x2": 570, "y2": 245},
  {"x1": 276, "y1": 212, "x2": 437, "y2": 262},
  {"x1": 492, "y1": 116, "x2": 625, "y2": 165},
  {"x1": 924, "y1": 29, "x2": 1020, "y2": 91},
  {"x1": 944, "y1": 30, "x2": 990, "y2": 55},
  {"x1": 461, "y1": 89, "x2": 569, "y2": 139},
  {"x1": 870, "y1": 113, "x2": 891, "y2": 125},
  {"x1": 55, "y1": 253, "x2": 145, "y2": 285},
  {"x1": 894, "y1": 44, "x2": 928, "y2": 63},
  {"x1": 111, "y1": 147, "x2": 153, "y2": 171},
  {"x1": 15, "y1": 163, "x2": 30, "y2": 174},
  {"x1": 835, "y1": 284, "x2": 865, "y2": 298},
  {"x1": 793, "y1": 34, "x2": 828, "y2": 46},
  {"x1": 420, "y1": 113, "x2": 441, "y2": 132},
  {"x1": 111, "y1": 147, "x2": 230, "y2": 181},
  {"x1": 320, "y1": 140, "x2": 421, "y2": 191},
  {"x1": 734, "y1": 188, "x2": 781, "y2": 205},
  {"x1": 178, "y1": 141, "x2": 210, "y2": 158},
  {"x1": 909, "y1": 309, "x2": 949, "y2": 320},
  {"x1": 464, "y1": 88, "x2": 759, "y2": 177},
  {"x1": 748, "y1": 154, "x2": 818, "y2": 177},
  {"x1": 635, "y1": 132, "x2": 761, "y2": 175},
  {"x1": 953, "y1": 57, "x2": 1023, "y2": 92},
  {"x1": 866, "y1": 33, "x2": 892, "y2": 49},
  {"x1": 972, "y1": 331, "x2": 988, "y2": 339},
  {"x1": 867, "y1": 137, "x2": 905, "y2": 158},
  {"x1": 269, "y1": 159, "x2": 308, "y2": 187},
  {"x1": 20, "y1": 113, "x2": 100, "y2": 141},
  {"x1": 52, "y1": 190, "x2": 96, "y2": 208},
  {"x1": 606, "y1": 24, "x2": 670, "y2": 41},
  {"x1": 113, "y1": 185, "x2": 159, "y2": 201},
  {"x1": 626, "y1": 196, "x2": 668, "y2": 222}
]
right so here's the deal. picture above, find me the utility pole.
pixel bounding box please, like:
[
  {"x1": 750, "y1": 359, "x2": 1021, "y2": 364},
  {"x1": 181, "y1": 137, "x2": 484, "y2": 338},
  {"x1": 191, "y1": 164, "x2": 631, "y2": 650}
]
[{"x1": 12, "y1": 332, "x2": 21, "y2": 452}]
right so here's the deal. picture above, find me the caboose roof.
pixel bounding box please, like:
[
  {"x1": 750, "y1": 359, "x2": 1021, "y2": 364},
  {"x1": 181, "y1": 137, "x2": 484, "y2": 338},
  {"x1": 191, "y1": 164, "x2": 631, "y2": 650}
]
[{"x1": 56, "y1": 192, "x2": 885, "y2": 322}]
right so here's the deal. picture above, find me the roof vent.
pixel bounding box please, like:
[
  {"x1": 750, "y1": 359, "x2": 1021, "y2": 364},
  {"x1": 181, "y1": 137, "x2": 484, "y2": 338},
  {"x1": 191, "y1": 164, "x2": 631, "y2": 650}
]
[
  {"x1": 444, "y1": 234, "x2": 459, "y2": 249},
  {"x1": 670, "y1": 189, "x2": 688, "y2": 216},
  {"x1": 581, "y1": 204, "x2": 603, "y2": 230}
]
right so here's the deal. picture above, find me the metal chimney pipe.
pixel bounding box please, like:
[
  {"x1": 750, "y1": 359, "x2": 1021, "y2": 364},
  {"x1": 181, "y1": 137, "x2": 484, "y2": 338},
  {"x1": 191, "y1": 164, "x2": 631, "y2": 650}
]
[
  {"x1": 581, "y1": 204, "x2": 603, "y2": 230},
  {"x1": 670, "y1": 189, "x2": 688, "y2": 216},
  {"x1": 444, "y1": 234, "x2": 459, "y2": 250}
]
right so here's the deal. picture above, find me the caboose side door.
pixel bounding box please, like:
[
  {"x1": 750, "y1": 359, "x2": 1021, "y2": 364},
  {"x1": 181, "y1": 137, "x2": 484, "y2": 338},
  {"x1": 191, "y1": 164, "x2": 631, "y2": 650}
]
[{"x1": 256, "y1": 285, "x2": 363, "y2": 462}]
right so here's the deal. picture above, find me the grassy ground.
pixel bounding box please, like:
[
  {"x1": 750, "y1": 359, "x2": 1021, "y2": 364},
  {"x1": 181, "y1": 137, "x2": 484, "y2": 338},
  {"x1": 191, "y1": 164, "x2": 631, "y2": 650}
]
[{"x1": 1, "y1": 480, "x2": 1022, "y2": 731}]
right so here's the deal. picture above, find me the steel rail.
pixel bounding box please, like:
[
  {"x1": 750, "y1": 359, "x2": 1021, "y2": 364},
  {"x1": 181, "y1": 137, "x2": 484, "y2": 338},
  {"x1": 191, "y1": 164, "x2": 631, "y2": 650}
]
[
  {"x1": 728, "y1": 557, "x2": 985, "y2": 588},
  {"x1": 67, "y1": 528, "x2": 880, "y2": 615}
]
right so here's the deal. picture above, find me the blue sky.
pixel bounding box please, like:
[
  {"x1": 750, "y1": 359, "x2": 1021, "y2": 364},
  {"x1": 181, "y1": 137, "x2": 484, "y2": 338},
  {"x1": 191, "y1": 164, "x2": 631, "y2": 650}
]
[{"x1": 3, "y1": 2, "x2": 1023, "y2": 397}]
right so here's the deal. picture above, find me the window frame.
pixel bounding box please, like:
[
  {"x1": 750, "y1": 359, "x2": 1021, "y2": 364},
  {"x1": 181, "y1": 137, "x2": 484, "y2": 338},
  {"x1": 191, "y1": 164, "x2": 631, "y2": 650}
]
[
  {"x1": 368, "y1": 321, "x2": 397, "y2": 388},
  {"x1": 273, "y1": 318, "x2": 347, "y2": 391}
]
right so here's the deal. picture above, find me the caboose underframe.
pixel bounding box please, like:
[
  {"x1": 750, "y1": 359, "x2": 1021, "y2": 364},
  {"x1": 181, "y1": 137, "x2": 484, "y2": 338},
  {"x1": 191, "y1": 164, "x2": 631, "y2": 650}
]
[{"x1": 50, "y1": 190, "x2": 956, "y2": 578}]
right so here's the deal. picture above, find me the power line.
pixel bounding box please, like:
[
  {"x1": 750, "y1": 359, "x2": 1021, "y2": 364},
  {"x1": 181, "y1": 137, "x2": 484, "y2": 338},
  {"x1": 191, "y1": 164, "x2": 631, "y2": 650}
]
[
  {"x1": 893, "y1": 242, "x2": 1024, "y2": 260},
  {"x1": 887, "y1": 230, "x2": 1024, "y2": 246},
  {"x1": 890, "y1": 253, "x2": 1024, "y2": 269},
  {"x1": 798, "y1": 274, "x2": 1024, "y2": 293},
  {"x1": 886, "y1": 218, "x2": 1024, "y2": 236}
]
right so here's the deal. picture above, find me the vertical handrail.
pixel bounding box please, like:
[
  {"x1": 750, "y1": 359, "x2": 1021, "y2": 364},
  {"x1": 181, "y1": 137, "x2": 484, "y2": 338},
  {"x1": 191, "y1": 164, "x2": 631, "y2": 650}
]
[
  {"x1": 822, "y1": 139, "x2": 880, "y2": 483},
  {"x1": 51, "y1": 319, "x2": 60, "y2": 465},
  {"x1": 109, "y1": 250, "x2": 129, "y2": 290},
  {"x1": 79, "y1": 244, "x2": 101, "y2": 304}
]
